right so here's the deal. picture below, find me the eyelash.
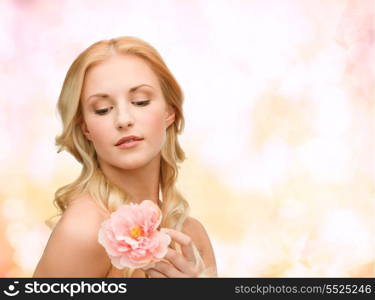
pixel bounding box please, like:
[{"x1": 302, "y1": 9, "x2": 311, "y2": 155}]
[{"x1": 95, "y1": 100, "x2": 150, "y2": 115}]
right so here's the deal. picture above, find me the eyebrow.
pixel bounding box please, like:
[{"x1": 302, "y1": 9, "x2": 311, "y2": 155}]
[{"x1": 86, "y1": 84, "x2": 154, "y2": 102}]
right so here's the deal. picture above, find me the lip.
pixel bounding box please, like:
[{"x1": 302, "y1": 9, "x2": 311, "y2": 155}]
[
  {"x1": 115, "y1": 135, "x2": 144, "y2": 146},
  {"x1": 117, "y1": 139, "x2": 142, "y2": 149}
]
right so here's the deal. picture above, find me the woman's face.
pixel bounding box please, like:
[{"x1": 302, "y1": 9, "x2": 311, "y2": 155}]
[{"x1": 80, "y1": 54, "x2": 175, "y2": 170}]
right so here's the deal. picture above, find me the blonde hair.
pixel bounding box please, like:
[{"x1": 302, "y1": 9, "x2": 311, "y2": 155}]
[{"x1": 49, "y1": 36, "x2": 209, "y2": 277}]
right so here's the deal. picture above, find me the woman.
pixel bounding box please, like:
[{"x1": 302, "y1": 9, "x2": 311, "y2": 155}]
[{"x1": 33, "y1": 36, "x2": 217, "y2": 278}]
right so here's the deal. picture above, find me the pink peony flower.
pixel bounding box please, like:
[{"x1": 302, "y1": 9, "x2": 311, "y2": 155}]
[{"x1": 98, "y1": 200, "x2": 171, "y2": 269}]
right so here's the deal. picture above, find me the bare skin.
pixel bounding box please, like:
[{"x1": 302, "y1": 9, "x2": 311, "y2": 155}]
[{"x1": 33, "y1": 194, "x2": 217, "y2": 277}]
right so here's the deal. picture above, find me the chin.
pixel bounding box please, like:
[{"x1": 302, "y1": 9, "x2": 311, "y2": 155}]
[
  {"x1": 113, "y1": 157, "x2": 152, "y2": 170},
  {"x1": 114, "y1": 161, "x2": 145, "y2": 170}
]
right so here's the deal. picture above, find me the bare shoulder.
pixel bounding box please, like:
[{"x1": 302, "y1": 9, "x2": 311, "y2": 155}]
[
  {"x1": 67, "y1": 193, "x2": 110, "y2": 218},
  {"x1": 58, "y1": 193, "x2": 110, "y2": 238},
  {"x1": 33, "y1": 193, "x2": 111, "y2": 277},
  {"x1": 182, "y1": 216, "x2": 218, "y2": 276},
  {"x1": 182, "y1": 216, "x2": 211, "y2": 250}
]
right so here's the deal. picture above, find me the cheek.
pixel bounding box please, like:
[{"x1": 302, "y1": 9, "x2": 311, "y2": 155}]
[
  {"x1": 86, "y1": 118, "x2": 111, "y2": 144},
  {"x1": 147, "y1": 112, "x2": 167, "y2": 141}
]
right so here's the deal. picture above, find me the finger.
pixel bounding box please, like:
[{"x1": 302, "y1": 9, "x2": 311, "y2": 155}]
[
  {"x1": 154, "y1": 261, "x2": 187, "y2": 278},
  {"x1": 161, "y1": 228, "x2": 196, "y2": 263},
  {"x1": 146, "y1": 268, "x2": 167, "y2": 278},
  {"x1": 164, "y1": 248, "x2": 198, "y2": 276}
]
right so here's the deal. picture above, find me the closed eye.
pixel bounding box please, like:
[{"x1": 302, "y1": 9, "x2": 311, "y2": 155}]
[
  {"x1": 133, "y1": 100, "x2": 150, "y2": 107},
  {"x1": 95, "y1": 107, "x2": 113, "y2": 115},
  {"x1": 94, "y1": 101, "x2": 150, "y2": 115}
]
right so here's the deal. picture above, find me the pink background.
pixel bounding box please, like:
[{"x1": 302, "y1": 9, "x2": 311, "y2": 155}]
[{"x1": 0, "y1": 0, "x2": 373, "y2": 277}]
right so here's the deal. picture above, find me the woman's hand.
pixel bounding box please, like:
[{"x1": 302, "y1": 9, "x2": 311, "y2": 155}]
[{"x1": 145, "y1": 228, "x2": 200, "y2": 278}]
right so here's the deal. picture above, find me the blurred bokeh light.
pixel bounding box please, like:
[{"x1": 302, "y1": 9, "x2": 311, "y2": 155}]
[{"x1": 0, "y1": 0, "x2": 373, "y2": 277}]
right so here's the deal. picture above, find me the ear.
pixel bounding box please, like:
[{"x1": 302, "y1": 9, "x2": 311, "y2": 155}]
[
  {"x1": 165, "y1": 105, "x2": 175, "y2": 128},
  {"x1": 80, "y1": 120, "x2": 92, "y2": 141}
]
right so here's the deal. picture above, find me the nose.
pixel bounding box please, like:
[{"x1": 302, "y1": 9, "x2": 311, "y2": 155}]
[{"x1": 115, "y1": 104, "x2": 135, "y2": 129}]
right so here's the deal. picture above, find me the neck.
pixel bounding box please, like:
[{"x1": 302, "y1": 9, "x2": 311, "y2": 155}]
[{"x1": 98, "y1": 154, "x2": 161, "y2": 205}]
